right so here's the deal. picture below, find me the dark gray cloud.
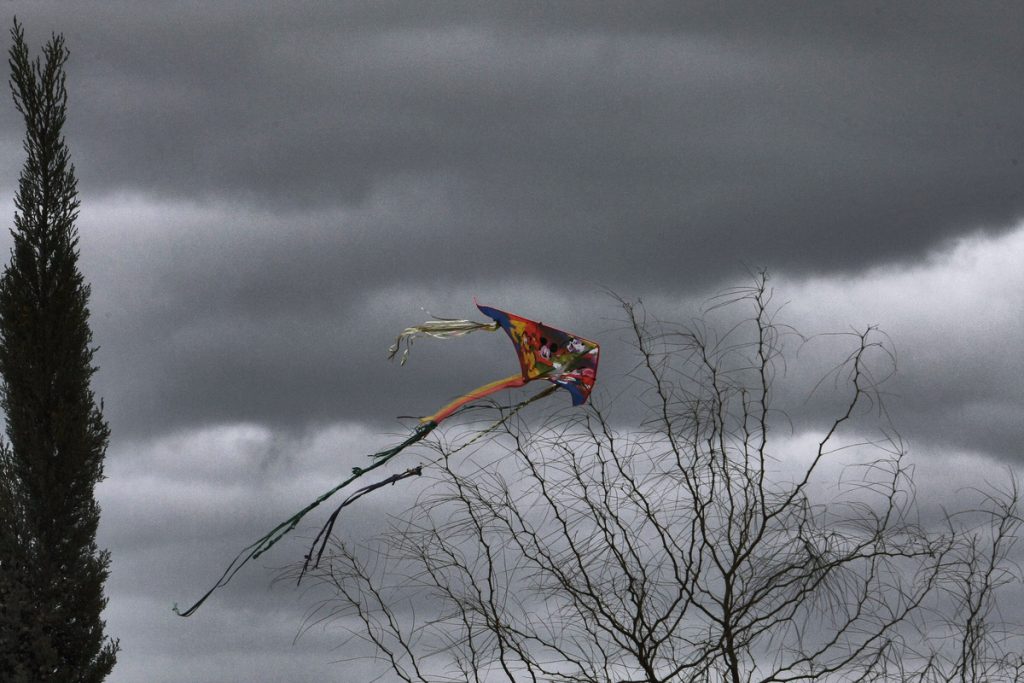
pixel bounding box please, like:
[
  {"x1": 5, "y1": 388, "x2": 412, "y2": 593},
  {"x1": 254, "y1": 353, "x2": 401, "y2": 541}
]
[
  {"x1": 1, "y1": 4, "x2": 1022, "y2": 681},
  {"x1": 3, "y1": 1, "x2": 1023, "y2": 292},
  {"x1": 2, "y1": 0, "x2": 1018, "y2": 463}
]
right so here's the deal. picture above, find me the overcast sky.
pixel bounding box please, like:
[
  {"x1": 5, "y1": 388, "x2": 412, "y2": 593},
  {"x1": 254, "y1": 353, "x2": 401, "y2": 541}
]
[{"x1": 2, "y1": 3, "x2": 1023, "y2": 681}]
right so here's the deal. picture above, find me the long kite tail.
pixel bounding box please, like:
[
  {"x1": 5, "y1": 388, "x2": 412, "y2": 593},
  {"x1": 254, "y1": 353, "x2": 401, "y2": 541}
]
[
  {"x1": 175, "y1": 378, "x2": 560, "y2": 617},
  {"x1": 173, "y1": 421, "x2": 438, "y2": 617},
  {"x1": 420, "y1": 373, "x2": 526, "y2": 425}
]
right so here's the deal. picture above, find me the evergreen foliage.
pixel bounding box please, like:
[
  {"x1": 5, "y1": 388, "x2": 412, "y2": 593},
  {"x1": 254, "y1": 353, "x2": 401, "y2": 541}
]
[{"x1": 0, "y1": 19, "x2": 118, "y2": 682}]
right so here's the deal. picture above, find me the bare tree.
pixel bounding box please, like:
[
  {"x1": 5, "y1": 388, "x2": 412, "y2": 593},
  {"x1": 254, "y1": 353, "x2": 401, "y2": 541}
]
[{"x1": 297, "y1": 276, "x2": 1021, "y2": 683}]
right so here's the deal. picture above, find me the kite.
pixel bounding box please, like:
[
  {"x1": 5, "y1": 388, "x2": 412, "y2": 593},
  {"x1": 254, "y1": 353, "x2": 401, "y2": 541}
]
[{"x1": 174, "y1": 301, "x2": 599, "y2": 617}]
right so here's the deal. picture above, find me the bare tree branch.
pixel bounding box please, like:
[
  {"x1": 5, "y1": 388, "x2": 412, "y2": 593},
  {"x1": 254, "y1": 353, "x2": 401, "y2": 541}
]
[{"x1": 300, "y1": 276, "x2": 1023, "y2": 682}]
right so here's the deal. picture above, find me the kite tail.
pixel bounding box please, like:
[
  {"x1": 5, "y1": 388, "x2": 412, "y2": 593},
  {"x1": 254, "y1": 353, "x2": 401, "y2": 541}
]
[
  {"x1": 175, "y1": 378, "x2": 561, "y2": 616},
  {"x1": 173, "y1": 421, "x2": 438, "y2": 618},
  {"x1": 298, "y1": 465, "x2": 424, "y2": 582},
  {"x1": 420, "y1": 373, "x2": 527, "y2": 424},
  {"x1": 387, "y1": 318, "x2": 499, "y2": 365},
  {"x1": 364, "y1": 420, "x2": 437, "y2": 464}
]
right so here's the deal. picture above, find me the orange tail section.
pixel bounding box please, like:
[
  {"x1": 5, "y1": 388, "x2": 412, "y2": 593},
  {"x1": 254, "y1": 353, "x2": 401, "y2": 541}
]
[{"x1": 421, "y1": 373, "x2": 527, "y2": 424}]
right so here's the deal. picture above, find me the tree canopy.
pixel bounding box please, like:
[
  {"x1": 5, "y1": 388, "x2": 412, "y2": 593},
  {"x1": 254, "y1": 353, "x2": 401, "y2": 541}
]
[{"x1": 0, "y1": 19, "x2": 118, "y2": 682}]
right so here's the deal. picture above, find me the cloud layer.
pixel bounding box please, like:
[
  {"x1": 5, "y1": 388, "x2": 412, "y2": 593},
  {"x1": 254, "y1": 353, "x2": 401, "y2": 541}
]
[{"x1": 0, "y1": 3, "x2": 1020, "y2": 681}]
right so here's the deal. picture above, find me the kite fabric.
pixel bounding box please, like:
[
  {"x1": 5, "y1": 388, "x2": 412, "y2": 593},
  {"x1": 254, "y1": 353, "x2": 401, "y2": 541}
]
[
  {"x1": 175, "y1": 302, "x2": 599, "y2": 617},
  {"x1": 423, "y1": 301, "x2": 600, "y2": 423}
]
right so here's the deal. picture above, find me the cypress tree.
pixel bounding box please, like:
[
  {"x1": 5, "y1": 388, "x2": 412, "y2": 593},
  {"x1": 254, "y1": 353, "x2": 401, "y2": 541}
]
[{"x1": 0, "y1": 19, "x2": 118, "y2": 681}]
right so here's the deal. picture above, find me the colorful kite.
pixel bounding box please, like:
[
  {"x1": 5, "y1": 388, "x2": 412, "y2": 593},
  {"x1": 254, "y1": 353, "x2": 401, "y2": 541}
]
[{"x1": 175, "y1": 302, "x2": 599, "y2": 617}]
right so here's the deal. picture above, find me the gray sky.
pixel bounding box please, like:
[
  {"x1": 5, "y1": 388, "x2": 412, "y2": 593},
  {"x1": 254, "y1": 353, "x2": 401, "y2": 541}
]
[{"x1": 2, "y1": 3, "x2": 1022, "y2": 681}]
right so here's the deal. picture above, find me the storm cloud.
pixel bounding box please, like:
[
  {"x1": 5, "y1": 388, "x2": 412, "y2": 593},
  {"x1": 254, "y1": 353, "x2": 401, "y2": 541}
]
[{"x1": 0, "y1": 3, "x2": 1021, "y2": 681}]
